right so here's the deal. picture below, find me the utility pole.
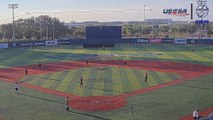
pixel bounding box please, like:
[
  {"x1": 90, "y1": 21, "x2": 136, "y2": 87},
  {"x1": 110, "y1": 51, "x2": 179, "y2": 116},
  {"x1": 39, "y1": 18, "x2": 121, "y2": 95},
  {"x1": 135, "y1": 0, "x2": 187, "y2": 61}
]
[{"x1": 8, "y1": 4, "x2": 18, "y2": 47}]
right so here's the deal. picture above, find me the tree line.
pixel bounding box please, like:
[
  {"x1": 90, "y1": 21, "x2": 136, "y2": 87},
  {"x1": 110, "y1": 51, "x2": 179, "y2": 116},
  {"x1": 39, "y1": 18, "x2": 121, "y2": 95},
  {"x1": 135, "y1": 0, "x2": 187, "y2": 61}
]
[
  {"x1": 0, "y1": 15, "x2": 69, "y2": 41},
  {"x1": 123, "y1": 23, "x2": 213, "y2": 38},
  {"x1": 0, "y1": 15, "x2": 213, "y2": 42}
]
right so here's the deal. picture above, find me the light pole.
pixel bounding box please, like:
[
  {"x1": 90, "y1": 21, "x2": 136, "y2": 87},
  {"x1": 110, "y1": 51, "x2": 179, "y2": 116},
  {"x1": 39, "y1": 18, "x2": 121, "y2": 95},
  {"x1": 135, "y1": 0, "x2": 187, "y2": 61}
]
[
  {"x1": 8, "y1": 4, "x2": 18, "y2": 47},
  {"x1": 144, "y1": 5, "x2": 146, "y2": 22},
  {"x1": 143, "y1": 5, "x2": 152, "y2": 22}
]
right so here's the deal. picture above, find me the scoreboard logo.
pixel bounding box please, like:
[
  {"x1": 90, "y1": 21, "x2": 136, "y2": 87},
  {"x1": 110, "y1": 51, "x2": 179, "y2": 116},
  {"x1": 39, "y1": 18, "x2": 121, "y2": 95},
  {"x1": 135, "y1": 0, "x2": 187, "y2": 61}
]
[
  {"x1": 196, "y1": 0, "x2": 209, "y2": 18},
  {"x1": 163, "y1": 9, "x2": 189, "y2": 16}
]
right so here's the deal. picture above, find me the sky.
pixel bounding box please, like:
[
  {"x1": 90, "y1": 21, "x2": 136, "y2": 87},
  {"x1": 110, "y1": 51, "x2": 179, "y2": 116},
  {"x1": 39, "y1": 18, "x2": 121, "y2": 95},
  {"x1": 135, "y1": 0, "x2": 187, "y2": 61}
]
[{"x1": 0, "y1": 0, "x2": 212, "y2": 24}]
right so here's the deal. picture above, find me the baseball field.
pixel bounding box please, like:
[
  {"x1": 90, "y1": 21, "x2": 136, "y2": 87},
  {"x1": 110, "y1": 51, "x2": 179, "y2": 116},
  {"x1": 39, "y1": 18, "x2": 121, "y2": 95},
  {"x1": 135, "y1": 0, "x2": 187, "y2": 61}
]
[{"x1": 0, "y1": 43, "x2": 213, "y2": 120}]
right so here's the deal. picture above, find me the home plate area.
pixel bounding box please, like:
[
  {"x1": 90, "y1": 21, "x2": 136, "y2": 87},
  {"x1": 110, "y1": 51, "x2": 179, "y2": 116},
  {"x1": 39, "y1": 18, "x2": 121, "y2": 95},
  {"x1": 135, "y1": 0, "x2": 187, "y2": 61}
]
[{"x1": 70, "y1": 96, "x2": 127, "y2": 111}]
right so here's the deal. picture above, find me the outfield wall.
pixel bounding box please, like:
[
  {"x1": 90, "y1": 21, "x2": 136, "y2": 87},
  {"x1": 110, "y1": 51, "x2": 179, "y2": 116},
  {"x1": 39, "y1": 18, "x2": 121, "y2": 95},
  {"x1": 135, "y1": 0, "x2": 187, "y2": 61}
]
[
  {"x1": 6, "y1": 38, "x2": 213, "y2": 48},
  {"x1": 116, "y1": 38, "x2": 213, "y2": 45}
]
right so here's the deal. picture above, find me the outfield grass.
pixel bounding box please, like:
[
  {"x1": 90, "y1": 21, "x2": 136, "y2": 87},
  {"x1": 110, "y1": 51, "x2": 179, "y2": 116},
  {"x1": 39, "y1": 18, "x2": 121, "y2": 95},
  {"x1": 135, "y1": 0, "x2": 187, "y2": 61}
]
[
  {"x1": 0, "y1": 44, "x2": 212, "y2": 68},
  {"x1": 0, "y1": 44, "x2": 212, "y2": 120}
]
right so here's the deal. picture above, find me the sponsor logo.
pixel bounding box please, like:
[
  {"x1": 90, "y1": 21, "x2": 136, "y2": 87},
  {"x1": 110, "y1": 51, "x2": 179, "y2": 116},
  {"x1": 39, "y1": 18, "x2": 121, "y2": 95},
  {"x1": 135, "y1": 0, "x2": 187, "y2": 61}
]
[
  {"x1": 163, "y1": 9, "x2": 189, "y2": 16},
  {"x1": 174, "y1": 39, "x2": 187, "y2": 44},
  {"x1": 196, "y1": 0, "x2": 209, "y2": 18},
  {"x1": 34, "y1": 42, "x2": 45, "y2": 46},
  {"x1": 137, "y1": 39, "x2": 149, "y2": 43},
  {"x1": 162, "y1": 39, "x2": 174, "y2": 43},
  {"x1": 21, "y1": 43, "x2": 33, "y2": 46},
  {"x1": 149, "y1": 38, "x2": 162, "y2": 44},
  {"x1": 45, "y1": 40, "x2": 58, "y2": 46},
  {"x1": 58, "y1": 40, "x2": 70, "y2": 44}
]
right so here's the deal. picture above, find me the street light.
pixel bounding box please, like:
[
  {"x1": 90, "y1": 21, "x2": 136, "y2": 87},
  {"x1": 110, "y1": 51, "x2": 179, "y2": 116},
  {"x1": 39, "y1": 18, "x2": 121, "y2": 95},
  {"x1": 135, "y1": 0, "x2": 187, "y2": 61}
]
[{"x1": 8, "y1": 4, "x2": 18, "y2": 47}]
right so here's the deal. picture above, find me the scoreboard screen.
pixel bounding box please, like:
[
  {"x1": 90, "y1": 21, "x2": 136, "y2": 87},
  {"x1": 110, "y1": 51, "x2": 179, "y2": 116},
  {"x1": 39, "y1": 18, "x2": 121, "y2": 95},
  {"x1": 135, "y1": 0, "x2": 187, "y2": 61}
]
[{"x1": 86, "y1": 26, "x2": 122, "y2": 39}]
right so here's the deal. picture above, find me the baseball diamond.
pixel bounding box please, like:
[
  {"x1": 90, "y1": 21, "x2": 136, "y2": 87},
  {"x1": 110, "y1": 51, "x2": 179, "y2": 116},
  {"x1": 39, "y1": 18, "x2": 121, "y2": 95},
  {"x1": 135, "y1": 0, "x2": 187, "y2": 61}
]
[{"x1": 0, "y1": 44, "x2": 213, "y2": 120}]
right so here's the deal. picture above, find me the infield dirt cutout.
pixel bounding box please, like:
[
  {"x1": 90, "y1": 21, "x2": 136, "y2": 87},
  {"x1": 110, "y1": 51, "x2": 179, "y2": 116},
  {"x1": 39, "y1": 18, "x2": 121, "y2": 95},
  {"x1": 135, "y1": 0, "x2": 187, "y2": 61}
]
[{"x1": 0, "y1": 60, "x2": 212, "y2": 111}]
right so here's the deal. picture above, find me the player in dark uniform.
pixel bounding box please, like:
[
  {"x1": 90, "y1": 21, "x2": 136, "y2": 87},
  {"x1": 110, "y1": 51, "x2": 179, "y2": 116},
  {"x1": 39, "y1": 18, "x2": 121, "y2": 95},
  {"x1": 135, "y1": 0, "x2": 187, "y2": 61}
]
[
  {"x1": 25, "y1": 68, "x2": 28, "y2": 75},
  {"x1": 80, "y1": 76, "x2": 83, "y2": 87},
  {"x1": 38, "y1": 63, "x2": 42, "y2": 69},
  {"x1": 145, "y1": 72, "x2": 148, "y2": 82}
]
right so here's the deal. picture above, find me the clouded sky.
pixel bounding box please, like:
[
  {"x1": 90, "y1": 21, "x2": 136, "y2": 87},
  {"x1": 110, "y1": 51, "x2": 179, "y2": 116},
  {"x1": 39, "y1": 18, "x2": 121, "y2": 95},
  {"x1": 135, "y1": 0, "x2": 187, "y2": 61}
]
[{"x1": 0, "y1": 0, "x2": 212, "y2": 24}]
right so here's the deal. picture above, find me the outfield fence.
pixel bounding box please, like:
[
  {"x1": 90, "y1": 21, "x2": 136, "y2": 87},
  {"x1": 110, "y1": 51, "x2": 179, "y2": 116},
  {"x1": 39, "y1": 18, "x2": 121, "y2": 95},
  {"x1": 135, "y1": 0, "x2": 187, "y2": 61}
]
[{"x1": 1, "y1": 38, "x2": 213, "y2": 49}]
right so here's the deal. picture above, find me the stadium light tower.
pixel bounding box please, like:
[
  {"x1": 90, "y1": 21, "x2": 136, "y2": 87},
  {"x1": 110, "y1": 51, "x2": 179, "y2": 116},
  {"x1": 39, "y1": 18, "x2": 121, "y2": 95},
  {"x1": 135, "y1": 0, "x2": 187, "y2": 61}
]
[
  {"x1": 8, "y1": 4, "x2": 18, "y2": 47},
  {"x1": 143, "y1": 5, "x2": 152, "y2": 22}
]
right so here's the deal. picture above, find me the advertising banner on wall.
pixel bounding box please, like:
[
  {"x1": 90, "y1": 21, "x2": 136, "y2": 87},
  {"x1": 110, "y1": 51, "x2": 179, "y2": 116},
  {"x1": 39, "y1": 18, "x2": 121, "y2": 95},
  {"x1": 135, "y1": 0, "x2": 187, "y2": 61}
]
[
  {"x1": 20, "y1": 42, "x2": 34, "y2": 47},
  {"x1": 149, "y1": 38, "x2": 162, "y2": 44},
  {"x1": 0, "y1": 43, "x2": 8, "y2": 49},
  {"x1": 58, "y1": 40, "x2": 70, "y2": 45},
  {"x1": 137, "y1": 39, "x2": 149, "y2": 43},
  {"x1": 162, "y1": 39, "x2": 174, "y2": 43},
  {"x1": 45, "y1": 40, "x2": 58, "y2": 46},
  {"x1": 174, "y1": 39, "x2": 187, "y2": 44},
  {"x1": 34, "y1": 42, "x2": 45, "y2": 46},
  {"x1": 19, "y1": 41, "x2": 45, "y2": 47}
]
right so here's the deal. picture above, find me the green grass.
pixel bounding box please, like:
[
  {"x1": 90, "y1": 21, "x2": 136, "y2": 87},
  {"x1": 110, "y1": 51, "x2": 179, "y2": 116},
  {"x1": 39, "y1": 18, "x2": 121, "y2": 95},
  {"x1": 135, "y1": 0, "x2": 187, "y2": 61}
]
[
  {"x1": 0, "y1": 44, "x2": 213, "y2": 120},
  {"x1": 0, "y1": 73, "x2": 212, "y2": 120},
  {"x1": 0, "y1": 44, "x2": 212, "y2": 68},
  {"x1": 125, "y1": 74, "x2": 213, "y2": 120},
  {"x1": 22, "y1": 67, "x2": 179, "y2": 96}
]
